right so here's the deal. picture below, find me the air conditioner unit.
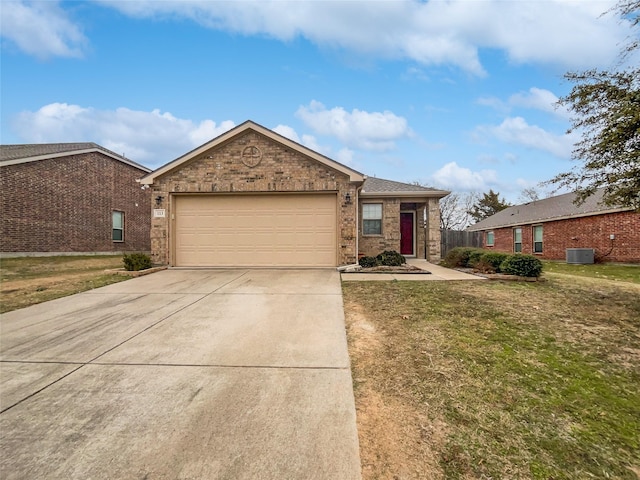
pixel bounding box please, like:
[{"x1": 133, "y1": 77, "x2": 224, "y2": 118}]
[{"x1": 566, "y1": 248, "x2": 594, "y2": 264}]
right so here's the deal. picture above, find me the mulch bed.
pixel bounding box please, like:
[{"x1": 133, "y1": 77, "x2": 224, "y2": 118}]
[{"x1": 356, "y1": 265, "x2": 431, "y2": 274}]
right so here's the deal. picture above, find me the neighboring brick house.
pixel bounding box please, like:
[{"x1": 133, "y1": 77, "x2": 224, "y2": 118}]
[
  {"x1": 466, "y1": 189, "x2": 640, "y2": 263},
  {"x1": 1, "y1": 143, "x2": 152, "y2": 255},
  {"x1": 140, "y1": 120, "x2": 449, "y2": 267}
]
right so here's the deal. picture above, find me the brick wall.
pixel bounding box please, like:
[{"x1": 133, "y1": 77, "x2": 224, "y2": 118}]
[
  {"x1": 481, "y1": 211, "x2": 640, "y2": 263},
  {"x1": 1, "y1": 152, "x2": 151, "y2": 253},
  {"x1": 357, "y1": 197, "x2": 442, "y2": 261},
  {"x1": 150, "y1": 131, "x2": 358, "y2": 266}
]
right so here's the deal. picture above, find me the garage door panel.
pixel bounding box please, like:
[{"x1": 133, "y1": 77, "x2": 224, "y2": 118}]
[{"x1": 174, "y1": 194, "x2": 337, "y2": 267}]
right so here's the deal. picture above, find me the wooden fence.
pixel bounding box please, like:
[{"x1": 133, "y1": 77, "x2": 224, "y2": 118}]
[{"x1": 441, "y1": 229, "x2": 483, "y2": 256}]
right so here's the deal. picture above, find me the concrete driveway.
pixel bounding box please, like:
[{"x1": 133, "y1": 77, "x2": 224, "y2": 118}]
[{"x1": 0, "y1": 269, "x2": 361, "y2": 479}]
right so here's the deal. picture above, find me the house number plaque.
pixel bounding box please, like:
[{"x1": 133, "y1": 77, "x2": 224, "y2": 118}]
[{"x1": 241, "y1": 146, "x2": 262, "y2": 168}]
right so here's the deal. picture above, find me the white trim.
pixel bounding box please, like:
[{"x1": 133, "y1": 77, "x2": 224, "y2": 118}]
[
  {"x1": 141, "y1": 120, "x2": 365, "y2": 184},
  {"x1": 1, "y1": 148, "x2": 151, "y2": 172}
]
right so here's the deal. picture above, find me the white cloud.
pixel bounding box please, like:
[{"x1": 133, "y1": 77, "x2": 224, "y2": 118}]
[
  {"x1": 431, "y1": 161, "x2": 498, "y2": 191},
  {"x1": 12, "y1": 103, "x2": 235, "y2": 167},
  {"x1": 296, "y1": 100, "x2": 411, "y2": 151},
  {"x1": 95, "y1": 0, "x2": 630, "y2": 74},
  {"x1": 0, "y1": 1, "x2": 87, "y2": 59},
  {"x1": 478, "y1": 88, "x2": 570, "y2": 119},
  {"x1": 509, "y1": 88, "x2": 570, "y2": 119},
  {"x1": 273, "y1": 123, "x2": 354, "y2": 165},
  {"x1": 475, "y1": 116, "x2": 575, "y2": 158}
]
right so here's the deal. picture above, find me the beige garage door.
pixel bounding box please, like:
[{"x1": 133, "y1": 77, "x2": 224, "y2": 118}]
[{"x1": 174, "y1": 194, "x2": 337, "y2": 267}]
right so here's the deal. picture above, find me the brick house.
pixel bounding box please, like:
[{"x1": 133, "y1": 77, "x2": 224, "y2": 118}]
[
  {"x1": 466, "y1": 189, "x2": 640, "y2": 263},
  {"x1": 1, "y1": 143, "x2": 152, "y2": 255},
  {"x1": 140, "y1": 120, "x2": 449, "y2": 267}
]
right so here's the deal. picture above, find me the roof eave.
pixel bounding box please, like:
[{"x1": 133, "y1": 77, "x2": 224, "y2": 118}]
[
  {"x1": 1, "y1": 148, "x2": 151, "y2": 173},
  {"x1": 467, "y1": 207, "x2": 634, "y2": 231},
  {"x1": 360, "y1": 189, "x2": 450, "y2": 199}
]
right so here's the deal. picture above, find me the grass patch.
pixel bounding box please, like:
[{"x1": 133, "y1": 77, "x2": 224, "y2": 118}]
[
  {"x1": 1, "y1": 255, "x2": 128, "y2": 313},
  {"x1": 542, "y1": 261, "x2": 640, "y2": 284},
  {"x1": 343, "y1": 276, "x2": 640, "y2": 479}
]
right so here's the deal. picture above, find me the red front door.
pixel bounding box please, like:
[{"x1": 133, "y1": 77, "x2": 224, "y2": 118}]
[{"x1": 400, "y1": 212, "x2": 414, "y2": 255}]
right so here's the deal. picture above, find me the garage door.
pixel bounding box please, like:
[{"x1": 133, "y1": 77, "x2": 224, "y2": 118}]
[{"x1": 174, "y1": 194, "x2": 337, "y2": 267}]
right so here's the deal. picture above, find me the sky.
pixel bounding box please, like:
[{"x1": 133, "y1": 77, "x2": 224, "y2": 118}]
[{"x1": 1, "y1": 0, "x2": 637, "y2": 203}]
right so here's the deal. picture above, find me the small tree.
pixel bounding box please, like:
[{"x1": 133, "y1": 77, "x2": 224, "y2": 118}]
[{"x1": 468, "y1": 189, "x2": 511, "y2": 223}]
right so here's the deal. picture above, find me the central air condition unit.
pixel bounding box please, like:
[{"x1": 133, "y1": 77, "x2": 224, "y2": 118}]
[{"x1": 566, "y1": 248, "x2": 595, "y2": 264}]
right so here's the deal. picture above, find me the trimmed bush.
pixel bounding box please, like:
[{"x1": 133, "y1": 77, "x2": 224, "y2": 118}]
[
  {"x1": 467, "y1": 249, "x2": 484, "y2": 267},
  {"x1": 479, "y1": 252, "x2": 509, "y2": 273},
  {"x1": 359, "y1": 256, "x2": 379, "y2": 268},
  {"x1": 500, "y1": 254, "x2": 543, "y2": 277},
  {"x1": 441, "y1": 247, "x2": 483, "y2": 268},
  {"x1": 123, "y1": 253, "x2": 153, "y2": 271},
  {"x1": 376, "y1": 250, "x2": 406, "y2": 267}
]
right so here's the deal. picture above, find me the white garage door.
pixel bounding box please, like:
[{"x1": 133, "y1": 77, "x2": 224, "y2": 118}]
[{"x1": 174, "y1": 194, "x2": 337, "y2": 267}]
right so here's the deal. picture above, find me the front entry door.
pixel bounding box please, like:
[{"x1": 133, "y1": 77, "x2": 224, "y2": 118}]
[{"x1": 400, "y1": 212, "x2": 414, "y2": 255}]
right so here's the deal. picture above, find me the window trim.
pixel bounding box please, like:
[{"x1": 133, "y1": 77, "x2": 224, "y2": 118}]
[
  {"x1": 486, "y1": 230, "x2": 495, "y2": 247},
  {"x1": 362, "y1": 202, "x2": 383, "y2": 236},
  {"x1": 513, "y1": 227, "x2": 522, "y2": 253},
  {"x1": 112, "y1": 210, "x2": 124, "y2": 243},
  {"x1": 533, "y1": 224, "x2": 543, "y2": 254}
]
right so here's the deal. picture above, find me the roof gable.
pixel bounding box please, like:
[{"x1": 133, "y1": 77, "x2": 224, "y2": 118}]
[
  {"x1": 0, "y1": 143, "x2": 151, "y2": 172},
  {"x1": 467, "y1": 189, "x2": 633, "y2": 231},
  {"x1": 141, "y1": 120, "x2": 365, "y2": 184}
]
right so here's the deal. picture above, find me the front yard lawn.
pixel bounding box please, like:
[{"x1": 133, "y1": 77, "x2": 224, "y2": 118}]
[
  {"x1": 343, "y1": 272, "x2": 640, "y2": 479},
  {"x1": 0, "y1": 255, "x2": 128, "y2": 313}
]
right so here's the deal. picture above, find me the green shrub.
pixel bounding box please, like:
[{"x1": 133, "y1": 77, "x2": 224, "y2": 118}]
[
  {"x1": 376, "y1": 250, "x2": 406, "y2": 266},
  {"x1": 123, "y1": 253, "x2": 153, "y2": 271},
  {"x1": 441, "y1": 247, "x2": 483, "y2": 268},
  {"x1": 467, "y1": 249, "x2": 484, "y2": 267},
  {"x1": 359, "y1": 256, "x2": 379, "y2": 268},
  {"x1": 500, "y1": 254, "x2": 543, "y2": 277},
  {"x1": 479, "y1": 252, "x2": 509, "y2": 273}
]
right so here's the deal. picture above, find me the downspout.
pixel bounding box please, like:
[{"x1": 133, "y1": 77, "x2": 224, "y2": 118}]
[{"x1": 424, "y1": 203, "x2": 429, "y2": 261}]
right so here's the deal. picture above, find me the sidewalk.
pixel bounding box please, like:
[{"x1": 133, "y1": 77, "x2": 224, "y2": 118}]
[{"x1": 341, "y1": 259, "x2": 484, "y2": 282}]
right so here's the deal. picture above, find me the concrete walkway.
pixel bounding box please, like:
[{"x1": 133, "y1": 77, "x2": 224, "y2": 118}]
[
  {"x1": 0, "y1": 269, "x2": 361, "y2": 480},
  {"x1": 341, "y1": 259, "x2": 485, "y2": 281}
]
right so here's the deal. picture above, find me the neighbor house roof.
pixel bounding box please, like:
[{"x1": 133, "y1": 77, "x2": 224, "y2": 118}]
[
  {"x1": 141, "y1": 120, "x2": 365, "y2": 184},
  {"x1": 0, "y1": 143, "x2": 151, "y2": 172},
  {"x1": 361, "y1": 177, "x2": 450, "y2": 198},
  {"x1": 467, "y1": 189, "x2": 632, "y2": 231}
]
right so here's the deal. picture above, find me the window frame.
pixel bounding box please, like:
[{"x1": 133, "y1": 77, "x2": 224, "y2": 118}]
[
  {"x1": 533, "y1": 225, "x2": 543, "y2": 253},
  {"x1": 513, "y1": 227, "x2": 522, "y2": 253},
  {"x1": 112, "y1": 210, "x2": 124, "y2": 242},
  {"x1": 486, "y1": 231, "x2": 495, "y2": 247},
  {"x1": 362, "y1": 203, "x2": 383, "y2": 236}
]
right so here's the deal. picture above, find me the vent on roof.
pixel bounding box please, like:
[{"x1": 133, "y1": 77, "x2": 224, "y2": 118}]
[{"x1": 566, "y1": 248, "x2": 594, "y2": 264}]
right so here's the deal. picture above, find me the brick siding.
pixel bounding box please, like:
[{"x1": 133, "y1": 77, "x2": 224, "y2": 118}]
[
  {"x1": 481, "y1": 211, "x2": 640, "y2": 263},
  {"x1": 1, "y1": 152, "x2": 151, "y2": 253},
  {"x1": 150, "y1": 130, "x2": 358, "y2": 266},
  {"x1": 358, "y1": 197, "x2": 442, "y2": 261}
]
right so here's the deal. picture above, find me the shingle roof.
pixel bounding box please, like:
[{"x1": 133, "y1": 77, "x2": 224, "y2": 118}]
[
  {"x1": 0, "y1": 143, "x2": 151, "y2": 172},
  {"x1": 361, "y1": 177, "x2": 449, "y2": 197},
  {"x1": 467, "y1": 189, "x2": 631, "y2": 231}
]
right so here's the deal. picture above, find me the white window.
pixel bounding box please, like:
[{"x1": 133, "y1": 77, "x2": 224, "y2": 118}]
[
  {"x1": 486, "y1": 231, "x2": 495, "y2": 246},
  {"x1": 533, "y1": 225, "x2": 543, "y2": 253},
  {"x1": 363, "y1": 203, "x2": 382, "y2": 235},
  {"x1": 513, "y1": 227, "x2": 522, "y2": 252},
  {"x1": 112, "y1": 211, "x2": 124, "y2": 242}
]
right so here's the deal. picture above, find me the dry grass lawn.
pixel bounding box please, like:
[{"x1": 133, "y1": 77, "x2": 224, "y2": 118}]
[
  {"x1": 343, "y1": 270, "x2": 640, "y2": 479},
  {"x1": 1, "y1": 255, "x2": 128, "y2": 313}
]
